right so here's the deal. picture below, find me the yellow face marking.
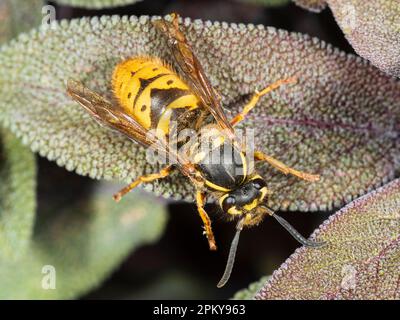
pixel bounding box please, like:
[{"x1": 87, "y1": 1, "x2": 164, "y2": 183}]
[
  {"x1": 259, "y1": 187, "x2": 269, "y2": 201},
  {"x1": 243, "y1": 199, "x2": 259, "y2": 211},
  {"x1": 227, "y1": 206, "x2": 242, "y2": 215},
  {"x1": 204, "y1": 180, "x2": 231, "y2": 192}
]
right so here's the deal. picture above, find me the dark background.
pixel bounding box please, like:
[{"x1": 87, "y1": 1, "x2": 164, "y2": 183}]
[{"x1": 43, "y1": 0, "x2": 353, "y2": 299}]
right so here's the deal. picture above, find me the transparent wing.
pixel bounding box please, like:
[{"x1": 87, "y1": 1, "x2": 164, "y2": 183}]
[
  {"x1": 67, "y1": 79, "x2": 159, "y2": 146},
  {"x1": 67, "y1": 79, "x2": 200, "y2": 178},
  {"x1": 153, "y1": 14, "x2": 235, "y2": 138}
]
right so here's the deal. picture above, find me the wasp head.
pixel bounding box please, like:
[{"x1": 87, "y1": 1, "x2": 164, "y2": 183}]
[{"x1": 218, "y1": 175, "x2": 271, "y2": 226}]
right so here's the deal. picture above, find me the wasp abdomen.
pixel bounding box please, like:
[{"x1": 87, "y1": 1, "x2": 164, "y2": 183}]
[{"x1": 112, "y1": 57, "x2": 201, "y2": 136}]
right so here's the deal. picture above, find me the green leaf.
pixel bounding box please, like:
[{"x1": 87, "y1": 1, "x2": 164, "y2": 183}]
[
  {"x1": 255, "y1": 179, "x2": 400, "y2": 299},
  {"x1": 232, "y1": 276, "x2": 270, "y2": 300},
  {"x1": 293, "y1": 0, "x2": 327, "y2": 12},
  {"x1": 0, "y1": 128, "x2": 36, "y2": 260},
  {"x1": 0, "y1": 0, "x2": 44, "y2": 42},
  {"x1": 0, "y1": 0, "x2": 39, "y2": 261},
  {"x1": 0, "y1": 186, "x2": 167, "y2": 299},
  {"x1": 0, "y1": 16, "x2": 399, "y2": 212},
  {"x1": 54, "y1": 0, "x2": 142, "y2": 9},
  {"x1": 237, "y1": 0, "x2": 291, "y2": 7},
  {"x1": 294, "y1": 0, "x2": 400, "y2": 77}
]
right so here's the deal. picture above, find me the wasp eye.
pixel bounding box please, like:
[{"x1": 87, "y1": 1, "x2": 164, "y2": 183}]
[
  {"x1": 222, "y1": 196, "x2": 236, "y2": 212},
  {"x1": 252, "y1": 178, "x2": 266, "y2": 190}
]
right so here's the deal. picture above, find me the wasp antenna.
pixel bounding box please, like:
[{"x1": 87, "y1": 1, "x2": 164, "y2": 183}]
[
  {"x1": 272, "y1": 213, "x2": 326, "y2": 248},
  {"x1": 217, "y1": 218, "x2": 245, "y2": 288}
]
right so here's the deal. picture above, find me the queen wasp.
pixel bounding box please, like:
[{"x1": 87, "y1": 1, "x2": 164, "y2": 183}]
[{"x1": 67, "y1": 13, "x2": 324, "y2": 288}]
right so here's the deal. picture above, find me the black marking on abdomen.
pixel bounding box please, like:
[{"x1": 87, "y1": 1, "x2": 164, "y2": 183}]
[
  {"x1": 133, "y1": 73, "x2": 168, "y2": 109},
  {"x1": 149, "y1": 87, "x2": 191, "y2": 125}
]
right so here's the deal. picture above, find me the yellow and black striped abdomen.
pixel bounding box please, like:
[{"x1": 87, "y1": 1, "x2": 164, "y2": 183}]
[{"x1": 112, "y1": 56, "x2": 201, "y2": 136}]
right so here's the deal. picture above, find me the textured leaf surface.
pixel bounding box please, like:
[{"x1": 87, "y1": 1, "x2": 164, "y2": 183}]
[
  {"x1": 0, "y1": 0, "x2": 43, "y2": 42},
  {"x1": 237, "y1": 0, "x2": 291, "y2": 7},
  {"x1": 293, "y1": 0, "x2": 327, "y2": 12},
  {"x1": 54, "y1": 0, "x2": 141, "y2": 9},
  {"x1": 232, "y1": 276, "x2": 270, "y2": 300},
  {"x1": 0, "y1": 16, "x2": 399, "y2": 212},
  {"x1": 329, "y1": 0, "x2": 400, "y2": 78},
  {"x1": 295, "y1": 0, "x2": 400, "y2": 77},
  {"x1": 0, "y1": 186, "x2": 167, "y2": 299},
  {"x1": 0, "y1": 0, "x2": 38, "y2": 260},
  {"x1": 255, "y1": 179, "x2": 400, "y2": 300},
  {"x1": 0, "y1": 129, "x2": 36, "y2": 260}
]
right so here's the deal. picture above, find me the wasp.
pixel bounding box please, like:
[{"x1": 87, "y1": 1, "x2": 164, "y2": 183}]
[{"x1": 67, "y1": 13, "x2": 324, "y2": 288}]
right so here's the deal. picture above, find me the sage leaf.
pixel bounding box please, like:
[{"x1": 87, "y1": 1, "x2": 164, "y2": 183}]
[
  {"x1": 0, "y1": 129, "x2": 36, "y2": 261},
  {"x1": 293, "y1": 0, "x2": 326, "y2": 12},
  {"x1": 294, "y1": 0, "x2": 400, "y2": 77},
  {"x1": 0, "y1": 186, "x2": 167, "y2": 299},
  {"x1": 54, "y1": 0, "x2": 142, "y2": 9},
  {"x1": 237, "y1": 0, "x2": 291, "y2": 6},
  {"x1": 0, "y1": 0, "x2": 44, "y2": 42},
  {"x1": 0, "y1": 16, "x2": 399, "y2": 212},
  {"x1": 256, "y1": 179, "x2": 400, "y2": 299},
  {"x1": 232, "y1": 276, "x2": 270, "y2": 300}
]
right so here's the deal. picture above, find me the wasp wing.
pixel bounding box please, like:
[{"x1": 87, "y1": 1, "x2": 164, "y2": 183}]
[
  {"x1": 67, "y1": 78, "x2": 192, "y2": 170},
  {"x1": 67, "y1": 79, "x2": 158, "y2": 146},
  {"x1": 153, "y1": 14, "x2": 235, "y2": 138},
  {"x1": 67, "y1": 79, "x2": 200, "y2": 179}
]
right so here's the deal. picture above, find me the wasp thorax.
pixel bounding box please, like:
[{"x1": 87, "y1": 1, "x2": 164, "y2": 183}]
[{"x1": 219, "y1": 176, "x2": 268, "y2": 216}]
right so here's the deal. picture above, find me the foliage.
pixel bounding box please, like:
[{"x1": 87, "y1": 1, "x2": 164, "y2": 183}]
[
  {"x1": 0, "y1": 129, "x2": 36, "y2": 261},
  {"x1": 293, "y1": 0, "x2": 326, "y2": 12},
  {"x1": 0, "y1": 0, "x2": 43, "y2": 42},
  {"x1": 54, "y1": 0, "x2": 142, "y2": 9},
  {"x1": 238, "y1": 0, "x2": 291, "y2": 7},
  {"x1": 255, "y1": 179, "x2": 400, "y2": 299},
  {"x1": 232, "y1": 276, "x2": 270, "y2": 300},
  {"x1": 0, "y1": 187, "x2": 167, "y2": 299},
  {"x1": 0, "y1": 1, "x2": 398, "y2": 300},
  {"x1": 0, "y1": 3, "x2": 167, "y2": 299},
  {"x1": 0, "y1": 16, "x2": 398, "y2": 213},
  {"x1": 294, "y1": 0, "x2": 400, "y2": 77}
]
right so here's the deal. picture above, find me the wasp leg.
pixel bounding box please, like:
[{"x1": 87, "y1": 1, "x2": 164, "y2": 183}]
[
  {"x1": 196, "y1": 191, "x2": 217, "y2": 251},
  {"x1": 254, "y1": 150, "x2": 320, "y2": 182},
  {"x1": 113, "y1": 166, "x2": 173, "y2": 202},
  {"x1": 230, "y1": 77, "x2": 297, "y2": 127}
]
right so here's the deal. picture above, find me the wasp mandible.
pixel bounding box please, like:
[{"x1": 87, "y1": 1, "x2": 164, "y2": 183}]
[{"x1": 67, "y1": 13, "x2": 324, "y2": 288}]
